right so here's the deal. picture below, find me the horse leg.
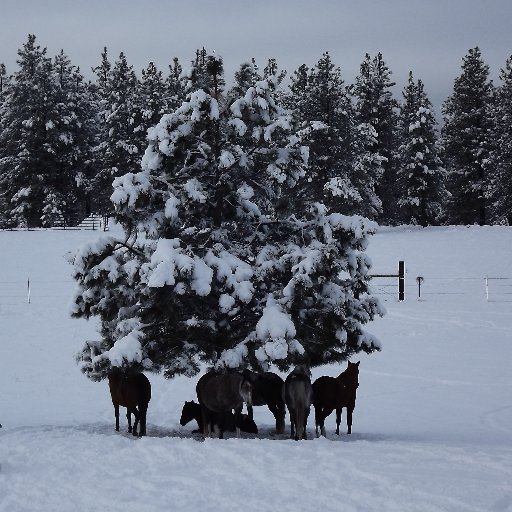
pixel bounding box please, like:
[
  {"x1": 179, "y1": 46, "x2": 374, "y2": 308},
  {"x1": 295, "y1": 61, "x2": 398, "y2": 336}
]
[
  {"x1": 335, "y1": 408, "x2": 342, "y2": 435},
  {"x1": 132, "y1": 407, "x2": 140, "y2": 437},
  {"x1": 314, "y1": 405, "x2": 320, "y2": 437},
  {"x1": 234, "y1": 406, "x2": 243, "y2": 438},
  {"x1": 276, "y1": 403, "x2": 286, "y2": 435},
  {"x1": 320, "y1": 408, "x2": 326, "y2": 437},
  {"x1": 303, "y1": 406, "x2": 310, "y2": 440},
  {"x1": 247, "y1": 404, "x2": 254, "y2": 421},
  {"x1": 139, "y1": 403, "x2": 148, "y2": 437},
  {"x1": 289, "y1": 410, "x2": 296, "y2": 440},
  {"x1": 114, "y1": 404, "x2": 120, "y2": 432},
  {"x1": 200, "y1": 405, "x2": 211, "y2": 437},
  {"x1": 126, "y1": 408, "x2": 133, "y2": 433},
  {"x1": 268, "y1": 402, "x2": 286, "y2": 435},
  {"x1": 321, "y1": 408, "x2": 333, "y2": 437},
  {"x1": 347, "y1": 405, "x2": 354, "y2": 435}
]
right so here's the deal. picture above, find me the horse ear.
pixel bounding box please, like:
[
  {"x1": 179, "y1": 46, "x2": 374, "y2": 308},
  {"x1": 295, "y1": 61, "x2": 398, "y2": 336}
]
[{"x1": 356, "y1": 361, "x2": 360, "y2": 367}]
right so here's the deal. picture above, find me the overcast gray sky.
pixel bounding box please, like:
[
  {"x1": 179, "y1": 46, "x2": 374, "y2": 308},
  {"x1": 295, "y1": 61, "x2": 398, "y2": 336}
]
[{"x1": 1, "y1": 0, "x2": 511, "y2": 112}]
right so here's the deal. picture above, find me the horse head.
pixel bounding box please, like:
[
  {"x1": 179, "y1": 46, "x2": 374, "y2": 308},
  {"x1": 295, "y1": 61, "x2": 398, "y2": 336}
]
[
  {"x1": 344, "y1": 361, "x2": 360, "y2": 388},
  {"x1": 180, "y1": 400, "x2": 199, "y2": 426},
  {"x1": 291, "y1": 364, "x2": 312, "y2": 379}
]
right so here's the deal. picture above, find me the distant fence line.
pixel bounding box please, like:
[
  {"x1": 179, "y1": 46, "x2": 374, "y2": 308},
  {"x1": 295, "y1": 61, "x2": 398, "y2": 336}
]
[
  {"x1": 370, "y1": 274, "x2": 512, "y2": 302},
  {"x1": 2, "y1": 271, "x2": 512, "y2": 305},
  {"x1": 0, "y1": 214, "x2": 110, "y2": 232}
]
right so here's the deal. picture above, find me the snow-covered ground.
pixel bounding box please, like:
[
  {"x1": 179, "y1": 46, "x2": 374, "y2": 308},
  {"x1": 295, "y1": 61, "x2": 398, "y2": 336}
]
[{"x1": 1, "y1": 225, "x2": 512, "y2": 512}]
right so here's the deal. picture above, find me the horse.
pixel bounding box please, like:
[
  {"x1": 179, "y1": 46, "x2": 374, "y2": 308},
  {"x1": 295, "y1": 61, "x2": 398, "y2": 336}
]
[
  {"x1": 312, "y1": 361, "x2": 360, "y2": 437},
  {"x1": 179, "y1": 400, "x2": 258, "y2": 434},
  {"x1": 108, "y1": 372, "x2": 151, "y2": 437},
  {"x1": 243, "y1": 370, "x2": 286, "y2": 434},
  {"x1": 284, "y1": 365, "x2": 313, "y2": 441},
  {"x1": 196, "y1": 370, "x2": 252, "y2": 439}
]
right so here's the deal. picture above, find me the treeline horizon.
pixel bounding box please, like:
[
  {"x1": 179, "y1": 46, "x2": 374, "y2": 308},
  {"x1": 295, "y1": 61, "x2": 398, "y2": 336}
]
[{"x1": 1, "y1": 34, "x2": 511, "y2": 229}]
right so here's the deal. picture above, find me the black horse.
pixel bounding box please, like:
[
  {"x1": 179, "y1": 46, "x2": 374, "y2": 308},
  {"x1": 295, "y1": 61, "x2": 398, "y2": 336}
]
[
  {"x1": 180, "y1": 400, "x2": 258, "y2": 434},
  {"x1": 312, "y1": 361, "x2": 360, "y2": 436},
  {"x1": 196, "y1": 371, "x2": 252, "y2": 438},
  {"x1": 243, "y1": 370, "x2": 286, "y2": 434},
  {"x1": 284, "y1": 365, "x2": 313, "y2": 441}
]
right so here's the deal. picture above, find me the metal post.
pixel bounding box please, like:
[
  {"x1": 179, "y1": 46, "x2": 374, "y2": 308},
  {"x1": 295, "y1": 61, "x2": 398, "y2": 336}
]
[
  {"x1": 27, "y1": 278, "x2": 31, "y2": 304},
  {"x1": 416, "y1": 276, "x2": 424, "y2": 299},
  {"x1": 398, "y1": 261, "x2": 405, "y2": 301}
]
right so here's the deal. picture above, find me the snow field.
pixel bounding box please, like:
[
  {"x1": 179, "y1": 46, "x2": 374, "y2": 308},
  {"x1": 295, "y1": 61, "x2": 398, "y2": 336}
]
[{"x1": 1, "y1": 225, "x2": 512, "y2": 511}]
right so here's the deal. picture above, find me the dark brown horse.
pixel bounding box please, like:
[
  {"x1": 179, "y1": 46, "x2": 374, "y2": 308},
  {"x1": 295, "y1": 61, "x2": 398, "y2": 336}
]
[
  {"x1": 243, "y1": 370, "x2": 286, "y2": 434},
  {"x1": 108, "y1": 372, "x2": 151, "y2": 437},
  {"x1": 180, "y1": 400, "x2": 258, "y2": 434},
  {"x1": 196, "y1": 371, "x2": 252, "y2": 438},
  {"x1": 312, "y1": 361, "x2": 360, "y2": 437},
  {"x1": 284, "y1": 365, "x2": 313, "y2": 440}
]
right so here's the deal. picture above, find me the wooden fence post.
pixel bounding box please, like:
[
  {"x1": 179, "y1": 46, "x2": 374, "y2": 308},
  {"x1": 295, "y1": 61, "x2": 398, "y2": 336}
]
[
  {"x1": 369, "y1": 261, "x2": 405, "y2": 301},
  {"x1": 398, "y1": 261, "x2": 405, "y2": 301}
]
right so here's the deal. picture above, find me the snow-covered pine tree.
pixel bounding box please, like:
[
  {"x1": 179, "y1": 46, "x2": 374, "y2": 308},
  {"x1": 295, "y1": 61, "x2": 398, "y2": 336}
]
[
  {"x1": 287, "y1": 54, "x2": 350, "y2": 210},
  {"x1": 286, "y1": 63, "x2": 310, "y2": 127},
  {"x1": 132, "y1": 62, "x2": 167, "y2": 155},
  {"x1": 92, "y1": 51, "x2": 139, "y2": 214},
  {"x1": 45, "y1": 51, "x2": 96, "y2": 225},
  {"x1": 71, "y1": 52, "x2": 383, "y2": 381},
  {"x1": 441, "y1": 47, "x2": 494, "y2": 225},
  {"x1": 352, "y1": 52, "x2": 398, "y2": 224},
  {"x1": 396, "y1": 72, "x2": 446, "y2": 226},
  {"x1": 226, "y1": 59, "x2": 261, "y2": 106},
  {"x1": 0, "y1": 63, "x2": 11, "y2": 226},
  {"x1": 68, "y1": 66, "x2": 98, "y2": 220},
  {"x1": 487, "y1": 55, "x2": 512, "y2": 225},
  {"x1": 0, "y1": 63, "x2": 8, "y2": 117},
  {"x1": 0, "y1": 35, "x2": 62, "y2": 227},
  {"x1": 166, "y1": 57, "x2": 185, "y2": 112}
]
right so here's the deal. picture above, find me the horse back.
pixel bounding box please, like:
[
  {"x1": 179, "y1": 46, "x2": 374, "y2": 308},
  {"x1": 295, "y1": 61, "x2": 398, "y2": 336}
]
[
  {"x1": 196, "y1": 372, "x2": 245, "y2": 413},
  {"x1": 108, "y1": 372, "x2": 151, "y2": 407},
  {"x1": 252, "y1": 372, "x2": 285, "y2": 407},
  {"x1": 285, "y1": 373, "x2": 313, "y2": 409},
  {"x1": 313, "y1": 375, "x2": 351, "y2": 409}
]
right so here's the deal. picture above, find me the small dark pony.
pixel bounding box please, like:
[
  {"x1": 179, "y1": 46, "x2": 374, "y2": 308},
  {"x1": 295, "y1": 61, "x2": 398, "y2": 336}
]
[
  {"x1": 196, "y1": 371, "x2": 252, "y2": 439},
  {"x1": 108, "y1": 372, "x2": 151, "y2": 437},
  {"x1": 312, "y1": 361, "x2": 360, "y2": 437},
  {"x1": 284, "y1": 365, "x2": 313, "y2": 441},
  {"x1": 180, "y1": 400, "x2": 258, "y2": 435},
  {"x1": 244, "y1": 370, "x2": 286, "y2": 434}
]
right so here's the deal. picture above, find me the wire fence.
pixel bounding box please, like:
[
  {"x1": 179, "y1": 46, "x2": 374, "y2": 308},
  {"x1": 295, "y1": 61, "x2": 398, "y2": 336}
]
[
  {"x1": 370, "y1": 275, "x2": 512, "y2": 302},
  {"x1": 1, "y1": 275, "x2": 512, "y2": 306},
  {"x1": 0, "y1": 279, "x2": 73, "y2": 306}
]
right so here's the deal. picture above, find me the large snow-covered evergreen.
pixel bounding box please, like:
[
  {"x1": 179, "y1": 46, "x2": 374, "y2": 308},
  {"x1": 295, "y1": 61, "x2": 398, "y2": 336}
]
[{"x1": 70, "y1": 53, "x2": 383, "y2": 379}]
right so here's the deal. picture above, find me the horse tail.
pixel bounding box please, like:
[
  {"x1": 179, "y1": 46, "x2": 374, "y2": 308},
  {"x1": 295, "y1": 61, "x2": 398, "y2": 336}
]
[
  {"x1": 293, "y1": 380, "x2": 311, "y2": 440},
  {"x1": 295, "y1": 396, "x2": 305, "y2": 440}
]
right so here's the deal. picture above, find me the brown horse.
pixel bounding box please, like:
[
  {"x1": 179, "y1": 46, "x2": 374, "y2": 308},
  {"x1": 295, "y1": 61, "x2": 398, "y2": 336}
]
[
  {"x1": 108, "y1": 372, "x2": 151, "y2": 437},
  {"x1": 312, "y1": 361, "x2": 359, "y2": 437},
  {"x1": 196, "y1": 371, "x2": 252, "y2": 439}
]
